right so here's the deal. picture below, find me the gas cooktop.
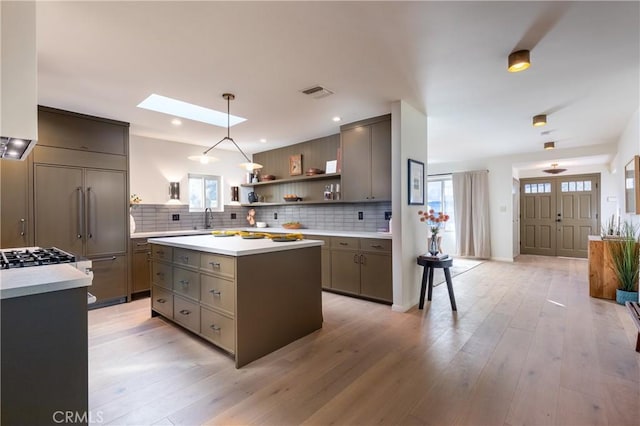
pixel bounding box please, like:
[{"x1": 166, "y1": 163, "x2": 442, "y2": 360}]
[{"x1": 0, "y1": 247, "x2": 77, "y2": 269}]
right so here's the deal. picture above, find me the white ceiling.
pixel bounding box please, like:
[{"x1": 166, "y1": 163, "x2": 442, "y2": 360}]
[{"x1": 36, "y1": 1, "x2": 639, "y2": 169}]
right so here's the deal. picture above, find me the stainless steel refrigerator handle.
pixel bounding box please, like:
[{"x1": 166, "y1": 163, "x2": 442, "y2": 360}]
[
  {"x1": 76, "y1": 187, "x2": 83, "y2": 239},
  {"x1": 87, "y1": 187, "x2": 92, "y2": 238},
  {"x1": 20, "y1": 218, "x2": 25, "y2": 236}
]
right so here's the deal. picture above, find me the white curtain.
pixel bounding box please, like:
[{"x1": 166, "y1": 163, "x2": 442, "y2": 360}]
[{"x1": 452, "y1": 170, "x2": 491, "y2": 258}]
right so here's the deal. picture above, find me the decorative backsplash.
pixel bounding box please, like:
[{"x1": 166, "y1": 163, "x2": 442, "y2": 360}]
[{"x1": 130, "y1": 202, "x2": 391, "y2": 233}]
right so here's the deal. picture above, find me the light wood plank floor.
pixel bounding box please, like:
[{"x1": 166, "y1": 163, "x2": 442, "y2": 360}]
[{"x1": 88, "y1": 256, "x2": 640, "y2": 425}]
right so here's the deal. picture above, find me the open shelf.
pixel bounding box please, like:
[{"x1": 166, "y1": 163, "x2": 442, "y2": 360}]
[
  {"x1": 240, "y1": 173, "x2": 341, "y2": 187},
  {"x1": 239, "y1": 199, "x2": 388, "y2": 207}
]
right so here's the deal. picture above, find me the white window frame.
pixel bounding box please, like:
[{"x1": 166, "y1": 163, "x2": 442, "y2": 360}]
[
  {"x1": 188, "y1": 173, "x2": 224, "y2": 212},
  {"x1": 427, "y1": 175, "x2": 455, "y2": 232}
]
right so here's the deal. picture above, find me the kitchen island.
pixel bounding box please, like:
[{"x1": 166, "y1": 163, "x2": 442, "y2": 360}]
[{"x1": 148, "y1": 234, "x2": 323, "y2": 368}]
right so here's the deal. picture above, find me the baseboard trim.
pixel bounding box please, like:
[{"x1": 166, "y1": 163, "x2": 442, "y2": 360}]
[{"x1": 490, "y1": 256, "x2": 514, "y2": 262}]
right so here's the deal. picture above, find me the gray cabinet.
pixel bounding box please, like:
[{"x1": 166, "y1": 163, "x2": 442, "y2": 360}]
[
  {"x1": 327, "y1": 236, "x2": 392, "y2": 303},
  {"x1": 0, "y1": 156, "x2": 33, "y2": 248},
  {"x1": 131, "y1": 238, "x2": 151, "y2": 294},
  {"x1": 33, "y1": 106, "x2": 130, "y2": 307},
  {"x1": 341, "y1": 115, "x2": 391, "y2": 202}
]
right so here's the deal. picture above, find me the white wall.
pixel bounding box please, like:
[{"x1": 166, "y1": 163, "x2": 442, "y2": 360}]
[
  {"x1": 129, "y1": 135, "x2": 247, "y2": 205},
  {"x1": 391, "y1": 100, "x2": 428, "y2": 312},
  {"x1": 429, "y1": 143, "x2": 619, "y2": 262}
]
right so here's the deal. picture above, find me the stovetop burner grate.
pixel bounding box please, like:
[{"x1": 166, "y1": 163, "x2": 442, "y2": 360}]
[{"x1": 0, "y1": 247, "x2": 76, "y2": 269}]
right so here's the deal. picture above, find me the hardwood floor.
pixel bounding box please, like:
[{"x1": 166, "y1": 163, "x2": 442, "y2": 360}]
[{"x1": 88, "y1": 256, "x2": 640, "y2": 425}]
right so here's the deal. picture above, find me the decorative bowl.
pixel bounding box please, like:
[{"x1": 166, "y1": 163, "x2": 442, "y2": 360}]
[
  {"x1": 256, "y1": 222, "x2": 267, "y2": 228},
  {"x1": 282, "y1": 222, "x2": 302, "y2": 229},
  {"x1": 283, "y1": 195, "x2": 302, "y2": 202},
  {"x1": 305, "y1": 168, "x2": 325, "y2": 176},
  {"x1": 261, "y1": 174, "x2": 276, "y2": 181}
]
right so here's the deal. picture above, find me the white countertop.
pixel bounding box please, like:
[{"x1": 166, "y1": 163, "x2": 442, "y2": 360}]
[
  {"x1": 134, "y1": 228, "x2": 392, "y2": 240},
  {"x1": 148, "y1": 234, "x2": 324, "y2": 256},
  {"x1": 0, "y1": 264, "x2": 93, "y2": 300}
]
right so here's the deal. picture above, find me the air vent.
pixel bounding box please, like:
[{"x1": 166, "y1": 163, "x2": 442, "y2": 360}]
[{"x1": 300, "y1": 85, "x2": 334, "y2": 99}]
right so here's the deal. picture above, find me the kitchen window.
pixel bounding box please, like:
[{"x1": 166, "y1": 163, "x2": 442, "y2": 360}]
[{"x1": 189, "y1": 174, "x2": 223, "y2": 212}]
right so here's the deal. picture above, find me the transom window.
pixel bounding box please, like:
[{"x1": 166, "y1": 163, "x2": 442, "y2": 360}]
[{"x1": 188, "y1": 174, "x2": 223, "y2": 212}]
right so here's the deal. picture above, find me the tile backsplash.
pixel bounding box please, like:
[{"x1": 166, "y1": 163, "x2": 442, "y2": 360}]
[{"x1": 130, "y1": 202, "x2": 391, "y2": 233}]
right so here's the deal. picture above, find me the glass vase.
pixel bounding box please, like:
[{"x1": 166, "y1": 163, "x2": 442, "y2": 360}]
[{"x1": 428, "y1": 234, "x2": 439, "y2": 256}]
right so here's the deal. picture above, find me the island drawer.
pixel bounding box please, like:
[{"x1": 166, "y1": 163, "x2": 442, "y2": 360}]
[
  {"x1": 331, "y1": 236, "x2": 359, "y2": 250},
  {"x1": 201, "y1": 307, "x2": 235, "y2": 353},
  {"x1": 152, "y1": 285, "x2": 173, "y2": 318},
  {"x1": 200, "y1": 274, "x2": 235, "y2": 315},
  {"x1": 200, "y1": 253, "x2": 235, "y2": 280},
  {"x1": 173, "y1": 295, "x2": 200, "y2": 333},
  {"x1": 151, "y1": 261, "x2": 172, "y2": 289},
  {"x1": 360, "y1": 238, "x2": 392, "y2": 253},
  {"x1": 173, "y1": 267, "x2": 200, "y2": 300},
  {"x1": 151, "y1": 245, "x2": 172, "y2": 261},
  {"x1": 173, "y1": 248, "x2": 201, "y2": 268}
]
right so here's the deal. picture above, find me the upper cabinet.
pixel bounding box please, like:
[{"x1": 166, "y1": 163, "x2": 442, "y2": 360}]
[
  {"x1": 38, "y1": 106, "x2": 129, "y2": 156},
  {"x1": 340, "y1": 115, "x2": 391, "y2": 202}
]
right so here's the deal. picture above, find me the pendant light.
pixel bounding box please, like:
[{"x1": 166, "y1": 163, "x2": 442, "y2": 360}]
[
  {"x1": 507, "y1": 50, "x2": 531, "y2": 72},
  {"x1": 199, "y1": 93, "x2": 263, "y2": 171},
  {"x1": 542, "y1": 163, "x2": 567, "y2": 174}
]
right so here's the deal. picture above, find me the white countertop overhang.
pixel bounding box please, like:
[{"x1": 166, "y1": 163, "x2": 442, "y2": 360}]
[
  {"x1": 134, "y1": 228, "x2": 392, "y2": 240},
  {"x1": 0, "y1": 264, "x2": 93, "y2": 300},
  {"x1": 148, "y1": 234, "x2": 324, "y2": 256}
]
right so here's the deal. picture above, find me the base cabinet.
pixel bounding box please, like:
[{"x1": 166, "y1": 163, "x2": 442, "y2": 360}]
[
  {"x1": 150, "y1": 243, "x2": 322, "y2": 368},
  {"x1": 131, "y1": 238, "x2": 151, "y2": 294},
  {"x1": 327, "y1": 237, "x2": 392, "y2": 303}
]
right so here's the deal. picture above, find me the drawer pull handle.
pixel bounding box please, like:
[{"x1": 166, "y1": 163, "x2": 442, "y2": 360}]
[
  {"x1": 180, "y1": 255, "x2": 189, "y2": 262},
  {"x1": 339, "y1": 242, "x2": 348, "y2": 246},
  {"x1": 179, "y1": 309, "x2": 191, "y2": 316},
  {"x1": 210, "y1": 324, "x2": 221, "y2": 332},
  {"x1": 371, "y1": 244, "x2": 384, "y2": 249},
  {"x1": 209, "y1": 261, "x2": 221, "y2": 268},
  {"x1": 353, "y1": 254, "x2": 359, "y2": 264},
  {"x1": 360, "y1": 254, "x2": 366, "y2": 265},
  {"x1": 179, "y1": 280, "x2": 189, "y2": 286},
  {"x1": 209, "y1": 289, "x2": 222, "y2": 296},
  {"x1": 136, "y1": 242, "x2": 149, "y2": 247},
  {"x1": 157, "y1": 298, "x2": 166, "y2": 304}
]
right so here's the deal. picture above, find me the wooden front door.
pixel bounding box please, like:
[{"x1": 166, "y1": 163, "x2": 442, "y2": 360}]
[{"x1": 520, "y1": 174, "x2": 600, "y2": 258}]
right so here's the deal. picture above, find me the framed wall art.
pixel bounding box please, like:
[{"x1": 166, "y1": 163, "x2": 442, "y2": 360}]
[
  {"x1": 408, "y1": 158, "x2": 424, "y2": 205},
  {"x1": 289, "y1": 154, "x2": 302, "y2": 176}
]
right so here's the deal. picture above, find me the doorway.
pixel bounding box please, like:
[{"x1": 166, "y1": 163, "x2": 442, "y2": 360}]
[{"x1": 520, "y1": 173, "x2": 600, "y2": 258}]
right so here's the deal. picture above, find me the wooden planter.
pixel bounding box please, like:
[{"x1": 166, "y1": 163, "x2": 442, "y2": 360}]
[{"x1": 588, "y1": 236, "x2": 639, "y2": 300}]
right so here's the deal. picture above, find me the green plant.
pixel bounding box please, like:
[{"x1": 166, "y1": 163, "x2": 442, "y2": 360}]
[{"x1": 608, "y1": 221, "x2": 640, "y2": 292}]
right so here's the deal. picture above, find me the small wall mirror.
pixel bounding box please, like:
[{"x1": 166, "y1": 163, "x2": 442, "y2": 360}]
[{"x1": 624, "y1": 155, "x2": 640, "y2": 214}]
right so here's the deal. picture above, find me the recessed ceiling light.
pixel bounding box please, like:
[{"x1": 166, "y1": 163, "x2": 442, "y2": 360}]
[
  {"x1": 260, "y1": 138, "x2": 267, "y2": 143},
  {"x1": 171, "y1": 118, "x2": 182, "y2": 126},
  {"x1": 332, "y1": 116, "x2": 341, "y2": 122},
  {"x1": 544, "y1": 141, "x2": 555, "y2": 150},
  {"x1": 137, "y1": 94, "x2": 247, "y2": 128}
]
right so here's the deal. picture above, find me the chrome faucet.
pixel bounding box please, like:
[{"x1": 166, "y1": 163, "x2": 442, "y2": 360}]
[{"x1": 204, "y1": 208, "x2": 213, "y2": 228}]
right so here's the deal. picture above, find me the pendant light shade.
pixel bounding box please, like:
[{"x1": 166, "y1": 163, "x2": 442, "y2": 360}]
[
  {"x1": 508, "y1": 50, "x2": 531, "y2": 72},
  {"x1": 533, "y1": 114, "x2": 547, "y2": 127},
  {"x1": 542, "y1": 163, "x2": 567, "y2": 174},
  {"x1": 544, "y1": 141, "x2": 555, "y2": 150},
  {"x1": 196, "y1": 93, "x2": 263, "y2": 171}
]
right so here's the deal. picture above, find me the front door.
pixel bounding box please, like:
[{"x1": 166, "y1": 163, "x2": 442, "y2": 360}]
[{"x1": 520, "y1": 174, "x2": 600, "y2": 258}]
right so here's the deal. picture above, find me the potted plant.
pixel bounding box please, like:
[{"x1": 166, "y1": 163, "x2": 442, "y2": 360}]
[{"x1": 608, "y1": 221, "x2": 640, "y2": 304}]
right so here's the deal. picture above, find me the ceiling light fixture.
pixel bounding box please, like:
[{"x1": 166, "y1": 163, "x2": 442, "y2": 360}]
[
  {"x1": 332, "y1": 116, "x2": 341, "y2": 122},
  {"x1": 544, "y1": 141, "x2": 555, "y2": 150},
  {"x1": 260, "y1": 138, "x2": 267, "y2": 143},
  {"x1": 200, "y1": 93, "x2": 263, "y2": 171},
  {"x1": 508, "y1": 50, "x2": 531, "y2": 72},
  {"x1": 542, "y1": 163, "x2": 567, "y2": 174},
  {"x1": 171, "y1": 118, "x2": 182, "y2": 126},
  {"x1": 533, "y1": 114, "x2": 547, "y2": 127}
]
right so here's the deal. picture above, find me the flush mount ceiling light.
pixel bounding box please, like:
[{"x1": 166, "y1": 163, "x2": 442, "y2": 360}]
[
  {"x1": 544, "y1": 141, "x2": 555, "y2": 150},
  {"x1": 542, "y1": 163, "x2": 567, "y2": 174},
  {"x1": 199, "y1": 93, "x2": 263, "y2": 171},
  {"x1": 533, "y1": 114, "x2": 547, "y2": 127},
  {"x1": 508, "y1": 50, "x2": 531, "y2": 72}
]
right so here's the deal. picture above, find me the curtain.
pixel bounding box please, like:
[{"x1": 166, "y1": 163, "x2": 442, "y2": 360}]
[{"x1": 452, "y1": 170, "x2": 491, "y2": 258}]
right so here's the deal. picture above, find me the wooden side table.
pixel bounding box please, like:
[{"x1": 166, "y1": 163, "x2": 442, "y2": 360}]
[{"x1": 417, "y1": 255, "x2": 457, "y2": 311}]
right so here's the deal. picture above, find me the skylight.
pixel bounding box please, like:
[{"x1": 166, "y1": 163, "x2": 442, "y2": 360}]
[{"x1": 137, "y1": 94, "x2": 247, "y2": 127}]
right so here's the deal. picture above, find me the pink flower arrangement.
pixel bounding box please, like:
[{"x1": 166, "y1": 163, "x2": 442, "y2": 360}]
[{"x1": 418, "y1": 209, "x2": 450, "y2": 235}]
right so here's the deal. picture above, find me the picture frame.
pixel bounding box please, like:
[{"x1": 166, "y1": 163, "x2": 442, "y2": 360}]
[
  {"x1": 408, "y1": 158, "x2": 425, "y2": 205},
  {"x1": 325, "y1": 160, "x2": 337, "y2": 174},
  {"x1": 625, "y1": 155, "x2": 640, "y2": 214},
  {"x1": 289, "y1": 154, "x2": 302, "y2": 176}
]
